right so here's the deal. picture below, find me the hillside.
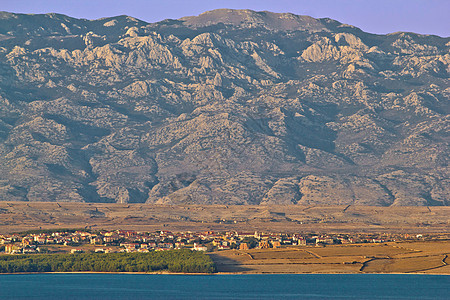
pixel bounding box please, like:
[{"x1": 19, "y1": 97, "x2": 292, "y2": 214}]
[{"x1": 0, "y1": 9, "x2": 448, "y2": 205}]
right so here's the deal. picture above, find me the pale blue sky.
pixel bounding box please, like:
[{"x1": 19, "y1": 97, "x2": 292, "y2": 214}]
[{"x1": 1, "y1": 0, "x2": 448, "y2": 37}]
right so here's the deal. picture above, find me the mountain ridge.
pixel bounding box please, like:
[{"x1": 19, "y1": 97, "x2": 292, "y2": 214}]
[
  {"x1": 2, "y1": 9, "x2": 447, "y2": 38},
  {"x1": 0, "y1": 9, "x2": 448, "y2": 206}
]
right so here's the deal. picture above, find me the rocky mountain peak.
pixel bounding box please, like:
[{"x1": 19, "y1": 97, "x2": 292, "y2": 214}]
[
  {"x1": 0, "y1": 10, "x2": 448, "y2": 206},
  {"x1": 180, "y1": 9, "x2": 331, "y2": 32}
]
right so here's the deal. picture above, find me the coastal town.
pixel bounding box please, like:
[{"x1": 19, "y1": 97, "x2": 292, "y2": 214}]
[{"x1": 1, "y1": 228, "x2": 446, "y2": 255}]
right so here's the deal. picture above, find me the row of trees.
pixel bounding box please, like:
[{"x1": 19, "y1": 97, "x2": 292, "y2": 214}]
[{"x1": 0, "y1": 250, "x2": 216, "y2": 273}]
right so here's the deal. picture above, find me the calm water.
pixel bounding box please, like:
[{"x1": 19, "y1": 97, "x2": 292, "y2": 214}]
[{"x1": 0, "y1": 274, "x2": 449, "y2": 299}]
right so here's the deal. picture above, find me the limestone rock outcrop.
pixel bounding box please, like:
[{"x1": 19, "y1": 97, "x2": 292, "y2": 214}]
[{"x1": 0, "y1": 9, "x2": 448, "y2": 206}]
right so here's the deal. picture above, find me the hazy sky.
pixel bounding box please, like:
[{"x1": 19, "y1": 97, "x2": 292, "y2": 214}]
[{"x1": 1, "y1": 0, "x2": 448, "y2": 37}]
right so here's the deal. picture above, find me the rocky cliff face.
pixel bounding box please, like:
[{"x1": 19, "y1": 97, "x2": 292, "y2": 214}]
[{"x1": 0, "y1": 9, "x2": 448, "y2": 205}]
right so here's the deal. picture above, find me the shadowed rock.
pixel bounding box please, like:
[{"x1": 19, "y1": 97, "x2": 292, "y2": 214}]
[{"x1": 0, "y1": 9, "x2": 448, "y2": 206}]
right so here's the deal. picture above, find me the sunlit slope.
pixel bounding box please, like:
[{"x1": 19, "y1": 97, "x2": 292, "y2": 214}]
[{"x1": 0, "y1": 9, "x2": 448, "y2": 205}]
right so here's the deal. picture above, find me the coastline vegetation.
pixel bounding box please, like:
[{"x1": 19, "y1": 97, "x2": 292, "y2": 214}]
[{"x1": 0, "y1": 250, "x2": 216, "y2": 273}]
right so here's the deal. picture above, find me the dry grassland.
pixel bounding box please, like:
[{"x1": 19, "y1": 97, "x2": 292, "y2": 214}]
[
  {"x1": 249, "y1": 249, "x2": 314, "y2": 260},
  {"x1": 210, "y1": 241, "x2": 450, "y2": 274},
  {"x1": 362, "y1": 255, "x2": 446, "y2": 273},
  {"x1": 0, "y1": 202, "x2": 449, "y2": 234},
  {"x1": 310, "y1": 244, "x2": 416, "y2": 257}
]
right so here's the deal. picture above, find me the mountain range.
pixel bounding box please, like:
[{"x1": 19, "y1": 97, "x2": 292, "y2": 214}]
[{"x1": 0, "y1": 9, "x2": 448, "y2": 206}]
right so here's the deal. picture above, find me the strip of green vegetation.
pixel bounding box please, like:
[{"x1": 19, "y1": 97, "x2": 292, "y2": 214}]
[{"x1": 0, "y1": 250, "x2": 216, "y2": 273}]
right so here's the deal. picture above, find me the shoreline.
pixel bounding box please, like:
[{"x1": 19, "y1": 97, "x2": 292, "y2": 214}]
[{"x1": 1, "y1": 271, "x2": 449, "y2": 275}]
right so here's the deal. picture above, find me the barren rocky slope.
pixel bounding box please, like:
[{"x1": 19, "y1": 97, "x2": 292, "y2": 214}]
[{"x1": 0, "y1": 9, "x2": 448, "y2": 205}]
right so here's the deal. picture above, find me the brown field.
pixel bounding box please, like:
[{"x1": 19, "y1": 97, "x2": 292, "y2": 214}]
[
  {"x1": 209, "y1": 241, "x2": 450, "y2": 274},
  {"x1": 310, "y1": 244, "x2": 417, "y2": 257},
  {"x1": 249, "y1": 249, "x2": 314, "y2": 260},
  {"x1": 362, "y1": 255, "x2": 446, "y2": 273},
  {"x1": 420, "y1": 264, "x2": 450, "y2": 274},
  {"x1": 0, "y1": 202, "x2": 449, "y2": 234}
]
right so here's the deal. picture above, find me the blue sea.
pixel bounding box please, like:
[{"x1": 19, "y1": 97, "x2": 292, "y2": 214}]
[{"x1": 0, "y1": 274, "x2": 449, "y2": 299}]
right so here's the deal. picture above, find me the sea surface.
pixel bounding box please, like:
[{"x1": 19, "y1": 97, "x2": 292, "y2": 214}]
[{"x1": 0, "y1": 274, "x2": 449, "y2": 299}]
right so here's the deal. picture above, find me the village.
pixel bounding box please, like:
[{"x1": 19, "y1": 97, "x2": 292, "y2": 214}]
[{"x1": 0, "y1": 228, "x2": 443, "y2": 255}]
